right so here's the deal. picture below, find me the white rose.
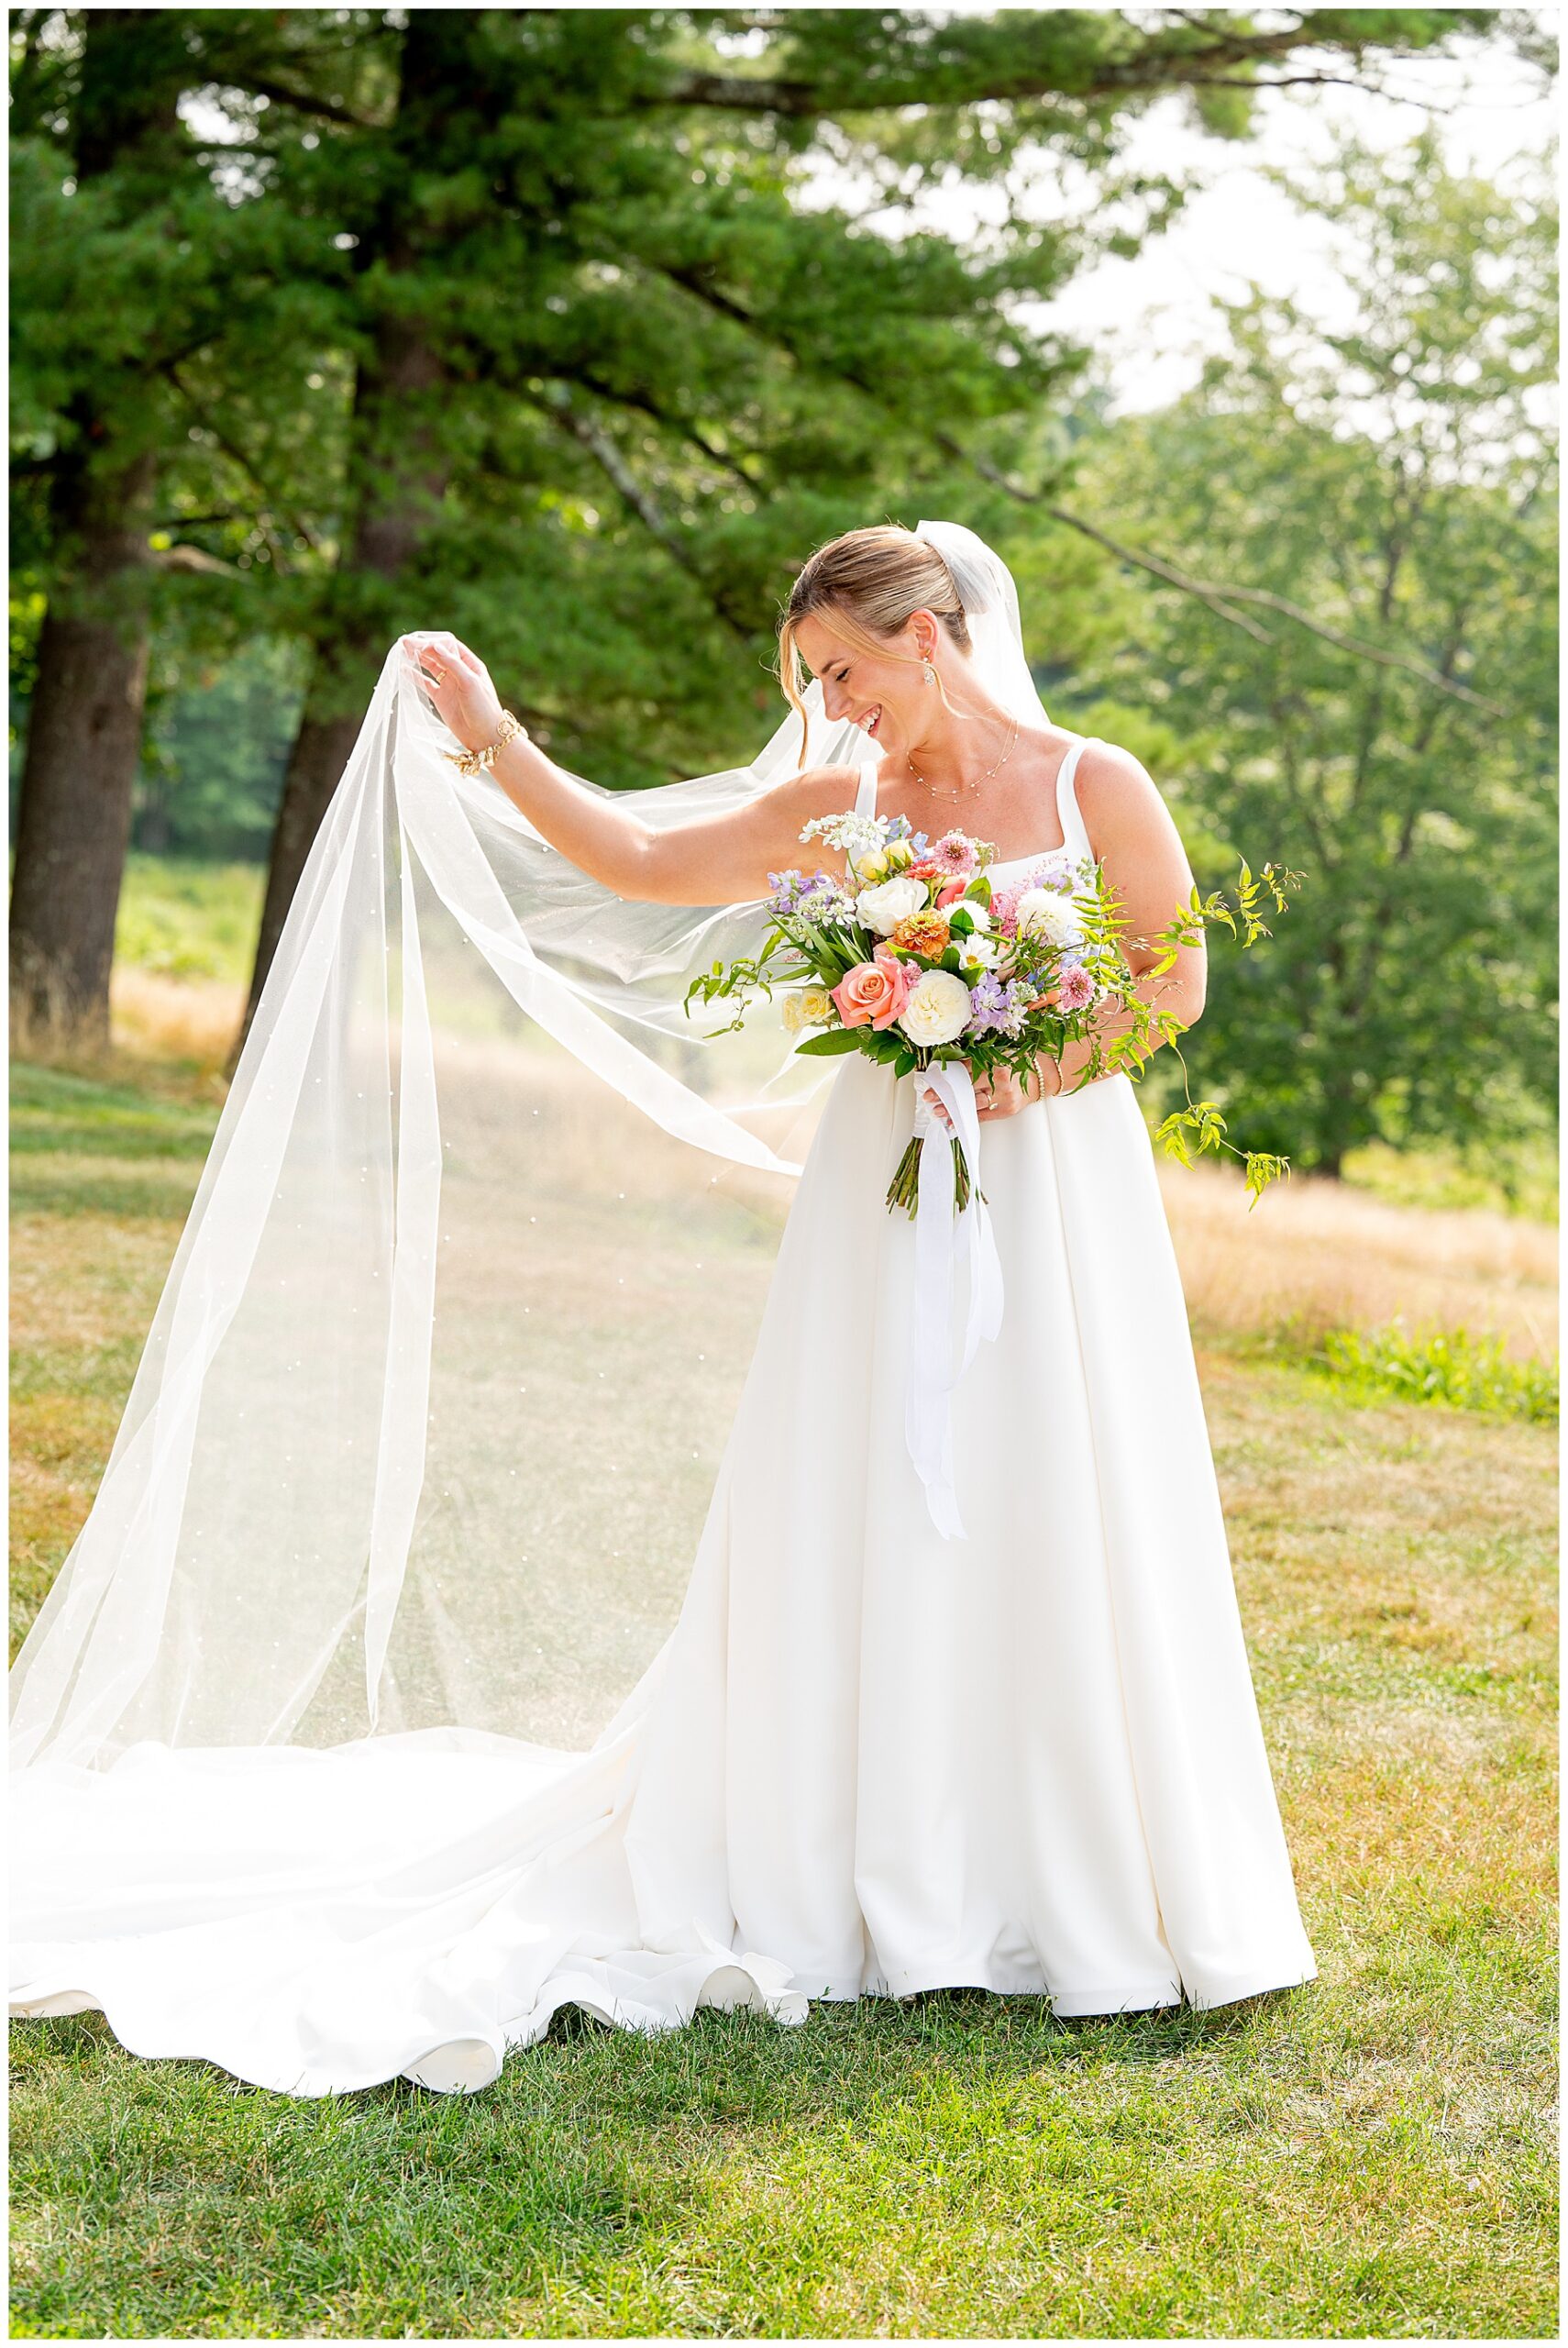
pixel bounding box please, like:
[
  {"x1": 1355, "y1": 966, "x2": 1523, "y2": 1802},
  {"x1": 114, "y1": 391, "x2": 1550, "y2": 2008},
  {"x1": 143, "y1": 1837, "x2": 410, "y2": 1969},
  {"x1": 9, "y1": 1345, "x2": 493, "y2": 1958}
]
[
  {"x1": 856, "y1": 875, "x2": 928, "y2": 936},
  {"x1": 1014, "y1": 886, "x2": 1085, "y2": 947},
  {"x1": 899, "y1": 969, "x2": 974, "y2": 1047}
]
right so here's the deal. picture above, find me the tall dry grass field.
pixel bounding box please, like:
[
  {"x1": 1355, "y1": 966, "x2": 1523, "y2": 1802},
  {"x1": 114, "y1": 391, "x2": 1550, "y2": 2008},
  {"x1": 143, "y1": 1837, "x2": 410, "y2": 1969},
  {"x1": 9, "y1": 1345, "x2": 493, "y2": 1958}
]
[{"x1": 1158, "y1": 1157, "x2": 1558, "y2": 1364}]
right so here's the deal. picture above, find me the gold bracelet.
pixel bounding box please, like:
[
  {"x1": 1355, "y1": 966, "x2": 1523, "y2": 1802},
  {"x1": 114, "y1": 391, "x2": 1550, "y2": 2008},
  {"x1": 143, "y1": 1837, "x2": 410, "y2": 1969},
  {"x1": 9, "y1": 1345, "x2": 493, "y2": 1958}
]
[{"x1": 442, "y1": 710, "x2": 528, "y2": 776}]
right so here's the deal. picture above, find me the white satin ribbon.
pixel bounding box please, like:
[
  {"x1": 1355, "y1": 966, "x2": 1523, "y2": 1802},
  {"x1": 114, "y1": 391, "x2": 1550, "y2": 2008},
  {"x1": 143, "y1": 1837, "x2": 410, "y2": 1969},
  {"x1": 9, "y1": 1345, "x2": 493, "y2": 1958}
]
[{"x1": 905, "y1": 1062, "x2": 1004, "y2": 1540}]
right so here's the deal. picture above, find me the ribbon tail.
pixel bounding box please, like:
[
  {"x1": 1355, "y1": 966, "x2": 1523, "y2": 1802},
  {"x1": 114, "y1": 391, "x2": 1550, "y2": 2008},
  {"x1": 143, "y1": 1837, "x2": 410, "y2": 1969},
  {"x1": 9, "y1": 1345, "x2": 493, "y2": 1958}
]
[
  {"x1": 906, "y1": 1099, "x2": 965, "y2": 1538},
  {"x1": 902, "y1": 1063, "x2": 1006, "y2": 1542}
]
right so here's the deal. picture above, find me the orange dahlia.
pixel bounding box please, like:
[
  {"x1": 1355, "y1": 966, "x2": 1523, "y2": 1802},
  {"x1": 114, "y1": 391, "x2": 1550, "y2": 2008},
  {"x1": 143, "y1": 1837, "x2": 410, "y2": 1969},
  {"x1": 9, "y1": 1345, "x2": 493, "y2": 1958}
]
[{"x1": 889, "y1": 912, "x2": 952, "y2": 958}]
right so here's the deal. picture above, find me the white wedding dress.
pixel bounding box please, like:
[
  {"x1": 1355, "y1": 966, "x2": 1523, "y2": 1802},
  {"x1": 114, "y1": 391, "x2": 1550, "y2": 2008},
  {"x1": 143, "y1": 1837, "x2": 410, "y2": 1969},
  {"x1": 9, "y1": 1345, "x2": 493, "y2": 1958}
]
[{"x1": 11, "y1": 736, "x2": 1317, "y2": 2096}]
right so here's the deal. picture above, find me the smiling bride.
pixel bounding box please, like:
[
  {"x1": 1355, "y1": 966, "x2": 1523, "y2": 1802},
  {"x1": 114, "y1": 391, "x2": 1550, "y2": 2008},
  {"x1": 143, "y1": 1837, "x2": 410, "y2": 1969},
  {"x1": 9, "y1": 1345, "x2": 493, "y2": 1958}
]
[{"x1": 9, "y1": 518, "x2": 1317, "y2": 2097}]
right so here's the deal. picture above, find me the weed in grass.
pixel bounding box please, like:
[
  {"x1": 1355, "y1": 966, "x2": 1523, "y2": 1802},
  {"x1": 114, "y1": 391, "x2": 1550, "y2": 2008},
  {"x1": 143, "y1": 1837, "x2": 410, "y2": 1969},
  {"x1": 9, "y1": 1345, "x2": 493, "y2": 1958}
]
[{"x1": 1313, "y1": 1321, "x2": 1559, "y2": 1424}]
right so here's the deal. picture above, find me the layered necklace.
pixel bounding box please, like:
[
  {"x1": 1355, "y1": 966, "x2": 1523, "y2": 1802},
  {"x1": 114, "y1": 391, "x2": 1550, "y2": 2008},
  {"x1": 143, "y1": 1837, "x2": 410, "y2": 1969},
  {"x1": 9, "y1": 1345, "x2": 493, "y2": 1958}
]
[{"x1": 905, "y1": 709, "x2": 1020, "y2": 804}]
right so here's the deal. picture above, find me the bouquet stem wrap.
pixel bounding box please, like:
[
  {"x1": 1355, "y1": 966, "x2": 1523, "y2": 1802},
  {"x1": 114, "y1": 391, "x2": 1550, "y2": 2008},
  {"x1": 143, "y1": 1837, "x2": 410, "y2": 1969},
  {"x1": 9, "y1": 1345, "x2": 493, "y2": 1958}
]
[{"x1": 906, "y1": 1065, "x2": 1004, "y2": 1540}]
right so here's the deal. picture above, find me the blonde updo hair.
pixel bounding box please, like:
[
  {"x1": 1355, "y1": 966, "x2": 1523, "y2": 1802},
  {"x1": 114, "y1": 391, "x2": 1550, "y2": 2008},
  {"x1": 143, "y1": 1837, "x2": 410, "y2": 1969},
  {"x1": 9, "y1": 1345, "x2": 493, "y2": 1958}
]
[{"x1": 777, "y1": 525, "x2": 973, "y2": 766}]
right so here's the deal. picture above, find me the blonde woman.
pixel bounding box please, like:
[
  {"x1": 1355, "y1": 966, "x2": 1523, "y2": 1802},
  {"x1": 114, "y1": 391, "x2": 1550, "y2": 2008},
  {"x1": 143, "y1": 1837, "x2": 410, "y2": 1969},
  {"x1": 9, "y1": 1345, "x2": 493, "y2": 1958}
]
[{"x1": 12, "y1": 522, "x2": 1316, "y2": 2094}]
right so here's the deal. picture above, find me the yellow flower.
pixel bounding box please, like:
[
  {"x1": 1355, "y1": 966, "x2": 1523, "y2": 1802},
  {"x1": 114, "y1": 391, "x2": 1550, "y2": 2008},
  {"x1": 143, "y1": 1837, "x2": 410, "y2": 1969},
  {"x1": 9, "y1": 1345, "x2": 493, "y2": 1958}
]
[
  {"x1": 883, "y1": 838, "x2": 914, "y2": 873},
  {"x1": 799, "y1": 985, "x2": 834, "y2": 1025},
  {"x1": 856, "y1": 849, "x2": 891, "y2": 885},
  {"x1": 781, "y1": 992, "x2": 807, "y2": 1033}
]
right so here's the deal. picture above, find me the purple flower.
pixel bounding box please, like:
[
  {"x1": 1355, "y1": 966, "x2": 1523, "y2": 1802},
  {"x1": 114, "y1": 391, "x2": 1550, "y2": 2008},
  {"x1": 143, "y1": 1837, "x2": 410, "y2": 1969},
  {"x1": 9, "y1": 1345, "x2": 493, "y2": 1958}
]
[{"x1": 964, "y1": 972, "x2": 1035, "y2": 1038}]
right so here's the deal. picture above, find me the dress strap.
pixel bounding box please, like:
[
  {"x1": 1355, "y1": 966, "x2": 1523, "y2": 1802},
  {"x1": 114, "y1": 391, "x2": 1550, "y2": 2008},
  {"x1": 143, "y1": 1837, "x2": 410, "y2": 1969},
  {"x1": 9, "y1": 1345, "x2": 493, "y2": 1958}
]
[
  {"x1": 854, "y1": 758, "x2": 879, "y2": 823},
  {"x1": 1055, "y1": 736, "x2": 1096, "y2": 863}
]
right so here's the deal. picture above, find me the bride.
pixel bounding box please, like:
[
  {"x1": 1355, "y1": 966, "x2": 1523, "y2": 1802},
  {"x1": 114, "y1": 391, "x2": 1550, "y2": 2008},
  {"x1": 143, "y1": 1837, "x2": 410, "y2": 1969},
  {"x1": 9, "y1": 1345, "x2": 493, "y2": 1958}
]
[{"x1": 10, "y1": 520, "x2": 1317, "y2": 2096}]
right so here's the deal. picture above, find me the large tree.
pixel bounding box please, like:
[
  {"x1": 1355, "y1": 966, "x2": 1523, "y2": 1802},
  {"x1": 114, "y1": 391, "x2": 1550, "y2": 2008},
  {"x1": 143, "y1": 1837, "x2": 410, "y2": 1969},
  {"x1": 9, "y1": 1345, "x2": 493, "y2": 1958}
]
[
  {"x1": 213, "y1": 6, "x2": 1526, "y2": 1042},
  {"x1": 6, "y1": 5, "x2": 358, "y2": 1047},
  {"x1": 9, "y1": 8, "x2": 1529, "y2": 1055},
  {"x1": 1070, "y1": 128, "x2": 1557, "y2": 1180}
]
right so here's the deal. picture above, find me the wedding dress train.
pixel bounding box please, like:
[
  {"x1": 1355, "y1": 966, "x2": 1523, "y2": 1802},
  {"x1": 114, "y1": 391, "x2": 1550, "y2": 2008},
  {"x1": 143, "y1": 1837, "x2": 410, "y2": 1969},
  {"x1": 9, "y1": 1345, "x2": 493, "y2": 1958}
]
[{"x1": 11, "y1": 737, "x2": 1317, "y2": 2096}]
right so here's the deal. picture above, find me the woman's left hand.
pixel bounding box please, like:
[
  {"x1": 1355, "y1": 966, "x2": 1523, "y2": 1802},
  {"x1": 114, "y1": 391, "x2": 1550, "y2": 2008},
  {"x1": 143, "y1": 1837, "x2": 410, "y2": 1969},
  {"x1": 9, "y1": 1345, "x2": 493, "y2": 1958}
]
[
  {"x1": 921, "y1": 1059, "x2": 1061, "y2": 1133},
  {"x1": 972, "y1": 1063, "x2": 1058, "y2": 1121}
]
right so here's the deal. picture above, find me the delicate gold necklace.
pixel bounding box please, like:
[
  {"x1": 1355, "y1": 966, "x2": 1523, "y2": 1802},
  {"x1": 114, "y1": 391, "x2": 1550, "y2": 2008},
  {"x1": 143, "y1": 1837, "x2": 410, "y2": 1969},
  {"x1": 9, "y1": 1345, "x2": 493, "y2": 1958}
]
[{"x1": 906, "y1": 710, "x2": 1019, "y2": 803}]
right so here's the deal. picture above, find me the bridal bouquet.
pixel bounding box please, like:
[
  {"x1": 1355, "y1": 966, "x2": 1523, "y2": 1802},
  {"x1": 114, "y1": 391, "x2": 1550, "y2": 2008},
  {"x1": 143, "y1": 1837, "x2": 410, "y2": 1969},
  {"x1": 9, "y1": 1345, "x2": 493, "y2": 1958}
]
[{"x1": 686, "y1": 808, "x2": 1297, "y2": 1211}]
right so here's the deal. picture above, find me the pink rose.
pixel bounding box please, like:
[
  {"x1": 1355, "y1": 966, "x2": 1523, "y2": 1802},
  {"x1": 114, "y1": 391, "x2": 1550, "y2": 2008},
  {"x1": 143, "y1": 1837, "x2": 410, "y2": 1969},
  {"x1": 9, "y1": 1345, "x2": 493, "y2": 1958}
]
[
  {"x1": 935, "y1": 880, "x2": 968, "y2": 909},
  {"x1": 832, "y1": 947, "x2": 916, "y2": 1031}
]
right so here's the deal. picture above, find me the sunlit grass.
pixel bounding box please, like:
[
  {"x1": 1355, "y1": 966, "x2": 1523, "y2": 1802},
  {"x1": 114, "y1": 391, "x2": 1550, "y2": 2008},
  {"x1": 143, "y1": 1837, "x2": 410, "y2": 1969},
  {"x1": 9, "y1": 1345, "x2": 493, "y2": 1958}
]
[
  {"x1": 1311, "y1": 1319, "x2": 1558, "y2": 1423},
  {"x1": 7, "y1": 1047, "x2": 1558, "y2": 2337},
  {"x1": 113, "y1": 855, "x2": 266, "y2": 985}
]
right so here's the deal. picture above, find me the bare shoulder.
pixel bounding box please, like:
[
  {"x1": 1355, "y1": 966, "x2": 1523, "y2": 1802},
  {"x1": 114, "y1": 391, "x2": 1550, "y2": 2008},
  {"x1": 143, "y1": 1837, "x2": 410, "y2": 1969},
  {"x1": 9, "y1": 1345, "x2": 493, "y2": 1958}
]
[
  {"x1": 1073, "y1": 738, "x2": 1176, "y2": 856},
  {"x1": 1075, "y1": 737, "x2": 1162, "y2": 813}
]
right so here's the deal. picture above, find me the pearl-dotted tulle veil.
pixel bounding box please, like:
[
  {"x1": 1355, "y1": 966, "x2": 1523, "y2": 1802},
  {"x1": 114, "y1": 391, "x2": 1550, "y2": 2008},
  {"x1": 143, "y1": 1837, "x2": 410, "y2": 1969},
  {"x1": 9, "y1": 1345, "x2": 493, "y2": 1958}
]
[{"x1": 9, "y1": 520, "x2": 1055, "y2": 1771}]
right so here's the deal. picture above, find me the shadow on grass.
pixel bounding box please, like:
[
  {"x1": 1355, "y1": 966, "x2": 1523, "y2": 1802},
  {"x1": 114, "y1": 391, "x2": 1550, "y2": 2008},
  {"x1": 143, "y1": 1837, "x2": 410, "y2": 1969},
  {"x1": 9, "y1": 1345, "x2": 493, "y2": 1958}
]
[{"x1": 17, "y1": 1969, "x2": 1313, "y2": 2118}]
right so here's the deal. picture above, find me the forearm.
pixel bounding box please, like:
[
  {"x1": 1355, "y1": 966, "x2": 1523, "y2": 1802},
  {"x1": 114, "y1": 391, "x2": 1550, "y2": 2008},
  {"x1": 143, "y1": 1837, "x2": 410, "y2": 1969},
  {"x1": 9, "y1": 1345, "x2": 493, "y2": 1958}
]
[
  {"x1": 488, "y1": 731, "x2": 657, "y2": 896},
  {"x1": 1044, "y1": 962, "x2": 1203, "y2": 1093}
]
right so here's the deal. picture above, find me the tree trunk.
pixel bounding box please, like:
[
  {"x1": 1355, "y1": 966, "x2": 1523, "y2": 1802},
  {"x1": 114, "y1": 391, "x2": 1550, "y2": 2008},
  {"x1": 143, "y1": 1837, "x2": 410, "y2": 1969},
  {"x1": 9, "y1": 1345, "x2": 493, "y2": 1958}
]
[
  {"x1": 240, "y1": 328, "x2": 449, "y2": 1046},
  {"x1": 9, "y1": 440, "x2": 159, "y2": 1049},
  {"x1": 237, "y1": 12, "x2": 475, "y2": 1057},
  {"x1": 8, "y1": 10, "x2": 182, "y2": 1053}
]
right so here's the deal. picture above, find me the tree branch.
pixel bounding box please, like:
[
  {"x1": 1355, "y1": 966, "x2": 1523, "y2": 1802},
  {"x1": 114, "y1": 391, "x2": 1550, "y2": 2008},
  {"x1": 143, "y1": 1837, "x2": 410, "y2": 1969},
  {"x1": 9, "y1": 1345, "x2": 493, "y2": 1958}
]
[
  {"x1": 654, "y1": 254, "x2": 1508, "y2": 712},
  {"x1": 641, "y1": 19, "x2": 1466, "y2": 118},
  {"x1": 160, "y1": 363, "x2": 323, "y2": 563},
  {"x1": 532, "y1": 387, "x2": 755, "y2": 639},
  {"x1": 148, "y1": 543, "x2": 248, "y2": 578},
  {"x1": 974, "y1": 465, "x2": 1504, "y2": 713},
  {"x1": 564, "y1": 368, "x2": 764, "y2": 489},
  {"x1": 224, "y1": 73, "x2": 381, "y2": 133}
]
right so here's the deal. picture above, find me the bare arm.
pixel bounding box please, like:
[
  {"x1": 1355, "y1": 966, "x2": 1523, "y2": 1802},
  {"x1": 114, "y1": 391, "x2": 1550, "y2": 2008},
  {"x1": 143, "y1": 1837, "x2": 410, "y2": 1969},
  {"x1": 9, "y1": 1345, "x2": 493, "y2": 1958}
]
[
  {"x1": 964, "y1": 742, "x2": 1207, "y2": 1122},
  {"x1": 401, "y1": 629, "x2": 865, "y2": 906}
]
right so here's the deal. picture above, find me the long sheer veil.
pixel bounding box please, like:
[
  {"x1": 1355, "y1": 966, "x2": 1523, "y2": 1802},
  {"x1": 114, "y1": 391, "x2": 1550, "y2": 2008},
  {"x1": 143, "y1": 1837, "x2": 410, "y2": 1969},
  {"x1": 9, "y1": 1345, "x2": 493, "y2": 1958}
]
[{"x1": 10, "y1": 519, "x2": 1053, "y2": 1775}]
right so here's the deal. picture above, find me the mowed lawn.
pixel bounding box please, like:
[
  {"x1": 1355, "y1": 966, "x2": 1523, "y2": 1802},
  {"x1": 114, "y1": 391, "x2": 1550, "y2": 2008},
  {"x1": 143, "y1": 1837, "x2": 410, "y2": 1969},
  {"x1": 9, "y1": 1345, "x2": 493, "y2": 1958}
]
[{"x1": 9, "y1": 1055, "x2": 1558, "y2": 2340}]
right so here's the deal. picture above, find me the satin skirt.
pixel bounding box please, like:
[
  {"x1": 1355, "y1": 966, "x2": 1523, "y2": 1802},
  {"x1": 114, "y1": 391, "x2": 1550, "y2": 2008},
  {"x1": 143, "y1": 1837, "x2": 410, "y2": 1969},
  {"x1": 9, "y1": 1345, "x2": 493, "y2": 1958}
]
[{"x1": 10, "y1": 1058, "x2": 1316, "y2": 2096}]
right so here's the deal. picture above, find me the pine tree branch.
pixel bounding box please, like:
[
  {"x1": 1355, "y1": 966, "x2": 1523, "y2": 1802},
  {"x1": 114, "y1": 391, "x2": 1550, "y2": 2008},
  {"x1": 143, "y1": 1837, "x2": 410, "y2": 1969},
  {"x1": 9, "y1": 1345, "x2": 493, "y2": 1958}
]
[
  {"x1": 562, "y1": 369, "x2": 764, "y2": 489},
  {"x1": 532, "y1": 387, "x2": 756, "y2": 639},
  {"x1": 641, "y1": 17, "x2": 1479, "y2": 118},
  {"x1": 650, "y1": 258, "x2": 1508, "y2": 712},
  {"x1": 160, "y1": 363, "x2": 323, "y2": 562},
  {"x1": 224, "y1": 73, "x2": 381, "y2": 133}
]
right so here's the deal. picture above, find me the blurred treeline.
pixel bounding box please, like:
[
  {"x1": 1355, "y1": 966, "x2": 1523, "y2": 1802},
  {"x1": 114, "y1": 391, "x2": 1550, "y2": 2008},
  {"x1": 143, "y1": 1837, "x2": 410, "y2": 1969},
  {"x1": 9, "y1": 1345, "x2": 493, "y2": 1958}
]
[{"x1": 7, "y1": 6, "x2": 1557, "y2": 1179}]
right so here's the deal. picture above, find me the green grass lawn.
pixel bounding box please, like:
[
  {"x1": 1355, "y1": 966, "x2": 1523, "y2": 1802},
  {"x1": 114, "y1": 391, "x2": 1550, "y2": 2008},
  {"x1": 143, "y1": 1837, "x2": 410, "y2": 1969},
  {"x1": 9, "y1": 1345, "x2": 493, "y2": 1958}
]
[{"x1": 8, "y1": 1059, "x2": 1558, "y2": 2339}]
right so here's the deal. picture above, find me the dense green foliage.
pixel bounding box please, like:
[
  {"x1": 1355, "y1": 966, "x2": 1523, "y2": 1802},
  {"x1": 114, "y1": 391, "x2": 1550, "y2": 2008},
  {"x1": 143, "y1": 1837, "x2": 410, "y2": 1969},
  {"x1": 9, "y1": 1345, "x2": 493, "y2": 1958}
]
[
  {"x1": 1072, "y1": 130, "x2": 1557, "y2": 1176},
  {"x1": 10, "y1": 9, "x2": 1531, "y2": 797}
]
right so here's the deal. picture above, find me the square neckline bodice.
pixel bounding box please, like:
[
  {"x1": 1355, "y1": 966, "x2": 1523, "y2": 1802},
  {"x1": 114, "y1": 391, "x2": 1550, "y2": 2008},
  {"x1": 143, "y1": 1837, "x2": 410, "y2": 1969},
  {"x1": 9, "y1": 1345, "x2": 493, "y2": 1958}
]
[{"x1": 855, "y1": 731, "x2": 1097, "y2": 875}]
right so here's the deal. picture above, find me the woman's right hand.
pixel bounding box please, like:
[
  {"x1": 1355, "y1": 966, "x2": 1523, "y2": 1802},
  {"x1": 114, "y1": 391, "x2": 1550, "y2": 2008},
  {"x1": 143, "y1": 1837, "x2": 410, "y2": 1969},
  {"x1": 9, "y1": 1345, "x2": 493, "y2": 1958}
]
[{"x1": 400, "y1": 631, "x2": 508, "y2": 757}]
